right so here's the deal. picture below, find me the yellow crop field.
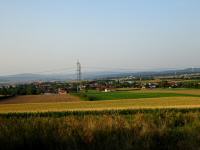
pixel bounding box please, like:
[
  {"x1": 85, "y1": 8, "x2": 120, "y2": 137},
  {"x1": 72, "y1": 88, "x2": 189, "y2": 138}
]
[
  {"x1": 0, "y1": 89, "x2": 200, "y2": 113},
  {"x1": 1, "y1": 97, "x2": 200, "y2": 113}
]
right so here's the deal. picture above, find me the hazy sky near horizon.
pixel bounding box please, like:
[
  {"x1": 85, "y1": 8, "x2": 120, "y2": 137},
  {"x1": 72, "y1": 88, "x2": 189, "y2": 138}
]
[{"x1": 0, "y1": 0, "x2": 200, "y2": 75}]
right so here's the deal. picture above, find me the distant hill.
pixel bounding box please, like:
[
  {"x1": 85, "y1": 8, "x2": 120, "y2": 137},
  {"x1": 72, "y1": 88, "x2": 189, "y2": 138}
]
[
  {"x1": 83, "y1": 68, "x2": 200, "y2": 79},
  {"x1": 0, "y1": 73, "x2": 75, "y2": 84},
  {"x1": 0, "y1": 68, "x2": 200, "y2": 84}
]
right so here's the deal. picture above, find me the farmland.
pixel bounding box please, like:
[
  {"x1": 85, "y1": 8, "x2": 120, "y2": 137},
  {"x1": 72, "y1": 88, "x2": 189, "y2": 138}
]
[
  {"x1": 74, "y1": 88, "x2": 200, "y2": 101},
  {"x1": 0, "y1": 94, "x2": 80, "y2": 104},
  {"x1": 1, "y1": 97, "x2": 200, "y2": 113},
  {"x1": 1, "y1": 89, "x2": 200, "y2": 149},
  {"x1": 0, "y1": 89, "x2": 200, "y2": 113},
  {"x1": 76, "y1": 90, "x2": 200, "y2": 101},
  {"x1": 1, "y1": 109, "x2": 200, "y2": 150}
]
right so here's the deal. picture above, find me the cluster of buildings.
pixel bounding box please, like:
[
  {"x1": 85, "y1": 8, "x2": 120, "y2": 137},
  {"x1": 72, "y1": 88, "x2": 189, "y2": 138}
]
[{"x1": 1, "y1": 77, "x2": 200, "y2": 96}]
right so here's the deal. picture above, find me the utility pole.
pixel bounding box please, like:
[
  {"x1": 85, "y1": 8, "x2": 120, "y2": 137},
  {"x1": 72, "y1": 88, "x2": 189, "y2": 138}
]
[{"x1": 76, "y1": 60, "x2": 81, "y2": 93}]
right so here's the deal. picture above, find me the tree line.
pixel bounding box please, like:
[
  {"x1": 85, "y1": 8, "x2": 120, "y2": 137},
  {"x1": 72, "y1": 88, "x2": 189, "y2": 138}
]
[{"x1": 0, "y1": 84, "x2": 43, "y2": 96}]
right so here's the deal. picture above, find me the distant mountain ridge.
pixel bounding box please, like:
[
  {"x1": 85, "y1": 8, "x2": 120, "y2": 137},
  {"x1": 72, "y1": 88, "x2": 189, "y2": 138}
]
[{"x1": 0, "y1": 68, "x2": 200, "y2": 84}]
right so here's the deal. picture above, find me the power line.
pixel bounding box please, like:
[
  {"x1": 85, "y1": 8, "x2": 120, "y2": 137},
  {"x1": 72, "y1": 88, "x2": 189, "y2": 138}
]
[
  {"x1": 0, "y1": 67, "x2": 75, "y2": 76},
  {"x1": 3, "y1": 64, "x2": 186, "y2": 77},
  {"x1": 82, "y1": 66, "x2": 137, "y2": 71},
  {"x1": 32, "y1": 67, "x2": 75, "y2": 74}
]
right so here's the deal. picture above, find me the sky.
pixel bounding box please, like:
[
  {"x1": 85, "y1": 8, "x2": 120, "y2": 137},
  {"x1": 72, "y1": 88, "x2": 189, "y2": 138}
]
[{"x1": 0, "y1": 0, "x2": 200, "y2": 75}]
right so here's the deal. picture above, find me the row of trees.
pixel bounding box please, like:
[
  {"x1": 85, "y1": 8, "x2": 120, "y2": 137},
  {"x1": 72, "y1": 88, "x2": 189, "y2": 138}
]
[
  {"x1": 0, "y1": 83, "x2": 77, "y2": 96},
  {"x1": 177, "y1": 82, "x2": 200, "y2": 88},
  {"x1": 158, "y1": 81, "x2": 200, "y2": 88},
  {"x1": 87, "y1": 80, "x2": 200, "y2": 89},
  {"x1": 0, "y1": 85, "x2": 43, "y2": 96}
]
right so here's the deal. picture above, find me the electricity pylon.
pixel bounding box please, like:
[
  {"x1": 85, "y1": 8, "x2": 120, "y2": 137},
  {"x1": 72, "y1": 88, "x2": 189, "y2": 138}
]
[{"x1": 76, "y1": 60, "x2": 81, "y2": 92}]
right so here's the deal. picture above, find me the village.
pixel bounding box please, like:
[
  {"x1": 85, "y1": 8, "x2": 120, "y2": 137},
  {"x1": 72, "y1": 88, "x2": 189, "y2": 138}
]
[{"x1": 1, "y1": 75, "x2": 200, "y2": 97}]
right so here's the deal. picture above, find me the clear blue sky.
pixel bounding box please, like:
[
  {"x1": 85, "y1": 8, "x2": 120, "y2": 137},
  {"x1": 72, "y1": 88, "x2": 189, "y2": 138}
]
[{"x1": 0, "y1": 0, "x2": 200, "y2": 75}]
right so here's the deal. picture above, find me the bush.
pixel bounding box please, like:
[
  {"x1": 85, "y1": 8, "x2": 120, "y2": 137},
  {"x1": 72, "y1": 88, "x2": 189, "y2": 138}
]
[{"x1": 88, "y1": 96, "x2": 97, "y2": 101}]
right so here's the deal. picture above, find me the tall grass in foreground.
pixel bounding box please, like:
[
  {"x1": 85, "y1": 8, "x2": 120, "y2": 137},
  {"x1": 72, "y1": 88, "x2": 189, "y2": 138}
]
[{"x1": 1, "y1": 110, "x2": 200, "y2": 150}]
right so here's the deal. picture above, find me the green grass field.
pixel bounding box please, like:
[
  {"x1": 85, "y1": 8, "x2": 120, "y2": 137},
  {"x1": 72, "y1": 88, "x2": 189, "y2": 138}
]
[
  {"x1": 75, "y1": 89, "x2": 200, "y2": 101},
  {"x1": 80, "y1": 91, "x2": 200, "y2": 101}
]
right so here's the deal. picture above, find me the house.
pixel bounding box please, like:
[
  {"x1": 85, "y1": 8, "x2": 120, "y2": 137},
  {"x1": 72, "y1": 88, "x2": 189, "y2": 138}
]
[
  {"x1": 58, "y1": 88, "x2": 68, "y2": 95},
  {"x1": 96, "y1": 85, "x2": 115, "y2": 92},
  {"x1": 104, "y1": 88, "x2": 111, "y2": 92},
  {"x1": 168, "y1": 81, "x2": 178, "y2": 88}
]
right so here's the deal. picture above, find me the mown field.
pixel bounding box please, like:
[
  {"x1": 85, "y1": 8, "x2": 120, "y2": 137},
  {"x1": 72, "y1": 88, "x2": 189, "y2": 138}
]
[{"x1": 0, "y1": 94, "x2": 80, "y2": 104}]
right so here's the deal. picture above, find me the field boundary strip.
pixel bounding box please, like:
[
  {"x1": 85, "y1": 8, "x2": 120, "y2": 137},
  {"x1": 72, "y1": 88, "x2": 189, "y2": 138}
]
[{"x1": 1, "y1": 107, "x2": 200, "y2": 118}]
